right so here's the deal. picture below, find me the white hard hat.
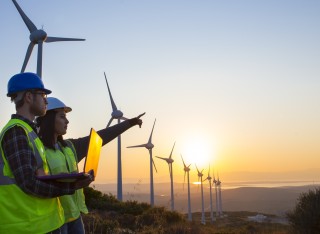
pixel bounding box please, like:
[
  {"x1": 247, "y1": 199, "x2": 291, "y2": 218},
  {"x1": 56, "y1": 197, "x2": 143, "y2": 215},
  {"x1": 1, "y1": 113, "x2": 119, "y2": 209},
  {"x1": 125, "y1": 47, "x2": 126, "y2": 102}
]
[{"x1": 47, "y1": 97, "x2": 72, "y2": 113}]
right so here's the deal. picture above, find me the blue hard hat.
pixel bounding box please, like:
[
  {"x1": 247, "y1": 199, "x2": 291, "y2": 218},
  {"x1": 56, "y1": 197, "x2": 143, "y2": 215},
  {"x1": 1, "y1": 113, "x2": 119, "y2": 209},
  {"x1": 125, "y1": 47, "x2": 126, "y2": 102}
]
[{"x1": 7, "y1": 72, "x2": 52, "y2": 97}]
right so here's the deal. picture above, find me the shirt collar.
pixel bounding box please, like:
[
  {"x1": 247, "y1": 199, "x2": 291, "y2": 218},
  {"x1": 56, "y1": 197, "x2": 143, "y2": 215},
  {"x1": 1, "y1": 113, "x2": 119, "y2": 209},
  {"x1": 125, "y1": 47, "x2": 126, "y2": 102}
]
[{"x1": 11, "y1": 114, "x2": 38, "y2": 132}]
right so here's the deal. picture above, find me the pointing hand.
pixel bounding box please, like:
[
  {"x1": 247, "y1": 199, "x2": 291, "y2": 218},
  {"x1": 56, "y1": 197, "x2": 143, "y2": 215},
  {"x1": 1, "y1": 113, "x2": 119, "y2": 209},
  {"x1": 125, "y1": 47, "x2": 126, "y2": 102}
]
[{"x1": 129, "y1": 112, "x2": 145, "y2": 128}]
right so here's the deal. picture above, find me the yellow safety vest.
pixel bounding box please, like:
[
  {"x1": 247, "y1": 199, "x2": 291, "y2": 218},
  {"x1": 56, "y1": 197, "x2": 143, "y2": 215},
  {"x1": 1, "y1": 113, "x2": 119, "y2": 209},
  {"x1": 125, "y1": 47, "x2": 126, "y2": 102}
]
[
  {"x1": 0, "y1": 119, "x2": 64, "y2": 234},
  {"x1": 45, "y1": 140, "x2": 88, "y2": 223}
]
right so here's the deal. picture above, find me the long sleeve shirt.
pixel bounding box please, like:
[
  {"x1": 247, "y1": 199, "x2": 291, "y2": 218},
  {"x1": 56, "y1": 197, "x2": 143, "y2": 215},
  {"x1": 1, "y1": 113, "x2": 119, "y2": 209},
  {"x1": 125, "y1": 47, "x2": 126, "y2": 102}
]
[
  {"x1": 68, "y1": 119, "x2": 137, "y2": 162},
  {"x1": 1, "y1": 114, "x2": 75, "y2": 198}
]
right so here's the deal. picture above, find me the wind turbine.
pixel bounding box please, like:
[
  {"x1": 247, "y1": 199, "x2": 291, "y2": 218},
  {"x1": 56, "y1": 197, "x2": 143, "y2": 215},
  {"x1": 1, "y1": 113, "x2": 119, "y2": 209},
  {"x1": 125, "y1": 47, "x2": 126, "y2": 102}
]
[
  {"x1": 203, "y1": 165, "x2": 214, "y2": 223},
  {"x1": 127, "y1": 119, "x2": 157, "y2": 206},
  {"x1": 12, "y1": 0, "x2": 85, "y2": 78},
  {"x1": 213, "y1": 172, "x2": 219, "y2": 218},
  {"x1": 104, "y1": 72, "x2": 128, "y2": 201},
  {"x1": 217, "y1": 174, "x2": 223, "y2": 217},
  {"x1": 181, "y1": 154, "x2": 192, "y2": 221},
  {"x1": 196, "y1": 165, "x2": 206, "y2": 225},
  {"x1": 156, "y1": 142, "x2": 176, "y2": 211}
]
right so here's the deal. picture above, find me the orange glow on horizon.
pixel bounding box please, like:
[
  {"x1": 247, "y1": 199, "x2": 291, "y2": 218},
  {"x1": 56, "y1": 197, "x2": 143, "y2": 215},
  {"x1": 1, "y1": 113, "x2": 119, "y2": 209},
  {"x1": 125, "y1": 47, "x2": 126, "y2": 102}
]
[{"x1": 180, "y1": 135, "x2": 215, "y2": 168}]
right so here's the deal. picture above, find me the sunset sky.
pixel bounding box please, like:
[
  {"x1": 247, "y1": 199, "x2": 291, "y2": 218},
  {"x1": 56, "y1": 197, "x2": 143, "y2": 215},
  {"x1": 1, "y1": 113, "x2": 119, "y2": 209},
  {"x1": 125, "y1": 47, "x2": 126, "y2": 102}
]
[{"x1": 1, "y1": 0, "x2": 319, "y2": 185}]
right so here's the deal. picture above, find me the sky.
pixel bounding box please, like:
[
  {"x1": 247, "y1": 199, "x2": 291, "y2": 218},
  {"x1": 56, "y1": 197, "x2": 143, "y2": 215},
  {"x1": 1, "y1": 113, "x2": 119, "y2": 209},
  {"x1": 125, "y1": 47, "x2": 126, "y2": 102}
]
[{"x1": 1, "y1": 0, "x2": 320, "y2": 185}]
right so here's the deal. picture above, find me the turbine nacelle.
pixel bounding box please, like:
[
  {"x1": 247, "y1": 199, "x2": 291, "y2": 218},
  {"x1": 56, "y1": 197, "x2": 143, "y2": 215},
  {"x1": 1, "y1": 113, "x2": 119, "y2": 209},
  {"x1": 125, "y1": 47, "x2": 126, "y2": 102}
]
[
  {"x1": 167, "y1": 158, "x2": 174, "y2": 164},
  {"x1": 181, "y1": 154, "x2": 191, "y2": 172},
  {"x1": 30, "y1": 29, "x2": 47, "y2": 43},
  {"x1": 146, "y1": 143, "x2": 154, "y2": 150},
  {"x1": 111, "y1": 109, "x2": 124, "y2": 119},
  {"x1": 195, "y1": 165, "x2": 204, "y2": 178},
  {"x1": 184, "y1": 166, "x2": 191, "y2": 172}
]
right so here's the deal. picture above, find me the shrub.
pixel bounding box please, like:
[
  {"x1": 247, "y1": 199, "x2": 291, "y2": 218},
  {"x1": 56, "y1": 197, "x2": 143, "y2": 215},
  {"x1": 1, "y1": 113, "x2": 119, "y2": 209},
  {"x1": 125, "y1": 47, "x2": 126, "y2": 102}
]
[
  {"x1": 120, "y1": 200, "x2": 151, "y2": 215},
  {"x1": 84, "y1": 187, "x2": 121, "y2": 211},
  {"x1": 287, "y1": 187, "x2": 320, "y2": 233},
  {"x1": 83, "y1": 212, "x2": 120, "y2": 234}
]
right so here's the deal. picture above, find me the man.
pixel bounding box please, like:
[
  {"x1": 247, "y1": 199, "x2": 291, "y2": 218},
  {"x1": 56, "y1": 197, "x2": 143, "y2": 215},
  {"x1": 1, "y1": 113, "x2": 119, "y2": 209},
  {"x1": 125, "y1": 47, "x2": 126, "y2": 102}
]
[{"x1": 0, "y1": 72, "x2": 92, "y2": 234}]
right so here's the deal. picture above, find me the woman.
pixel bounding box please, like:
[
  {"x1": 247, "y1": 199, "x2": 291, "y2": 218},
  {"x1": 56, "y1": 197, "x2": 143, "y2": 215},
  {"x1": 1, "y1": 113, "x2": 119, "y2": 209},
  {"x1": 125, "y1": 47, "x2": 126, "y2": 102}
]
[{"x1": 37, "y1": 97, "x2": 144, "y2": 234}]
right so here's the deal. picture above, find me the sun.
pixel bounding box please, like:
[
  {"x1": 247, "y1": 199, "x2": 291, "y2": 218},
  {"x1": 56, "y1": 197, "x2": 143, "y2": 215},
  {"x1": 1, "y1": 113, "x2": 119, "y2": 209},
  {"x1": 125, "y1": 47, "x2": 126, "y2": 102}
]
[{"x1": 181, "y1": 136, "x2": 214, "y2": 168}]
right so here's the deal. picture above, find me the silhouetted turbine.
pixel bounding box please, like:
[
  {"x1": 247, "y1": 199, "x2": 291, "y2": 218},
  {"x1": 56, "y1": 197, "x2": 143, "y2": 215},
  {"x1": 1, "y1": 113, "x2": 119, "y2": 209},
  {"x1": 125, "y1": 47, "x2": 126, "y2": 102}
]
[
  {"x1": 181, "y1": 154, "x2": 192, "y2": 221},
  {"x1": 213, "y1": 172, "x2": 219, "y2": 217},
  {"x1": 127, "y1": 119, "x2": 157, "y2": 206},
  {"x1": 156, "y1": 142, "x2": 176, "y2": 211},
  {"x1": 204, "y1": 165, "x2": 214, "y2": 223},
  {"x1": 217, "y1": 174, "x2": 223, "y2": 216},
  {"x1": 12, "y1": 0, "x2": 85, "y2": 77},
  {"x1": 196, "y1": 164, "x2": 206, "y2": 225},
  {"x1": 104, "y1": 72, "x2": 128, "y2": 201}
]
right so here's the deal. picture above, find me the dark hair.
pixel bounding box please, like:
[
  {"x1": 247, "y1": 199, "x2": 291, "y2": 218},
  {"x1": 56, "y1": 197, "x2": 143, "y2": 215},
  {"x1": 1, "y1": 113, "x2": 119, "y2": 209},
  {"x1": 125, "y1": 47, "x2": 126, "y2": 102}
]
[{"x1": 37, "y1": 110, "x2": 67, "y2": 150}]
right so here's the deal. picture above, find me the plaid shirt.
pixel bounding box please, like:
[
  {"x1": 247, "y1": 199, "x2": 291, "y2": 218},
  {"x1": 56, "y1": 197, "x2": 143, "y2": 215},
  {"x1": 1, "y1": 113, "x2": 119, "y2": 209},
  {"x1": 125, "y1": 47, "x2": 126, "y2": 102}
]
[{"x1": 1, "y1": 114, "x2": 75, "y2": 198}]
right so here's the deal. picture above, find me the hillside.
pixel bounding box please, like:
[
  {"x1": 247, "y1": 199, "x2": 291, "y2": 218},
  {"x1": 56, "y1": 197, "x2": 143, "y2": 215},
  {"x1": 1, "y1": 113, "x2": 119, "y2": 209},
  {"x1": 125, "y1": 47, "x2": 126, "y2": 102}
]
[
  {"x1": 92, "y1": 183, "x2": 318, "y2": 215},
  {"x1": 82, "y1": 187, "x2": 291, "y2": 234}
]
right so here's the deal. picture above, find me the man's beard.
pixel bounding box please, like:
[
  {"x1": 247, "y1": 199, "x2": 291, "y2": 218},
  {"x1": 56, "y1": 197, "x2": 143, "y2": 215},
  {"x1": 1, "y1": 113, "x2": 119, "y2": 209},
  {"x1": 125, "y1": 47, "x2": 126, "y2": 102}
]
[{"x1": 30, "y1": 101, "x2": 46, "y2": 117}]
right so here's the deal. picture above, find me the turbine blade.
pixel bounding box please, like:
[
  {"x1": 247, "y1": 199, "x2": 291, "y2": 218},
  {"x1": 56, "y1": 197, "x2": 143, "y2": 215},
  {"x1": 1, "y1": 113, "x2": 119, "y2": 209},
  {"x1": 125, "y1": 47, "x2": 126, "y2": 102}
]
[
  {"x1": 21, "y1": 42, "x2": 35, "y2": 72},
  {"x1": 148, "y1": 148, "x2": 157, "y2": 173},
  {"x1": 169, "y1": 141, "x2": 176, "y2": 159},
  {"x1": 152, "y1": 158, "x2": 158, "y2": 173},
  {"x1": 183, "y1": 171, "x2": 186, "y2": 190},
  {"x1": 12, "y1": 0, "x2": 37, "y2": 32},
  {"x1": 180, "y1": 154, "x2": 187, "y2": 167},
  {"x1": 103, "y1": 72, "x2": 118, "y2": 112},
  {"x1": 120, "y1": 117, "x2": 128, "y2": 121},
  {"x1": 148, "y1": 119, "x2": 156, "y2": 144},
  {"x1": 155, "y1": 156, "x2": 168, "y2": 162},
  {"x1": 195, "y1": 164, "x2": 200, "y2": 173},
  {"x1": 106, "y1": 118, "x2": 114, "y2": 128},
  {"x1": 127, "y1": 143, "x2": 148, "y2": 148},
  {"x1": 45, "y1": 37, "x2": 85, "y2": 42}
]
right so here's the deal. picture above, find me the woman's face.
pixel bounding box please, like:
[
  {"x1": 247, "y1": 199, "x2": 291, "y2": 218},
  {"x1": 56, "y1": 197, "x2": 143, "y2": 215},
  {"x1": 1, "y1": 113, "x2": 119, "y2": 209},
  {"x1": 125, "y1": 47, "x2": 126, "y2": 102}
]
[{"x1": 54, "y1": 109, "x2": 69, "y2": 136}]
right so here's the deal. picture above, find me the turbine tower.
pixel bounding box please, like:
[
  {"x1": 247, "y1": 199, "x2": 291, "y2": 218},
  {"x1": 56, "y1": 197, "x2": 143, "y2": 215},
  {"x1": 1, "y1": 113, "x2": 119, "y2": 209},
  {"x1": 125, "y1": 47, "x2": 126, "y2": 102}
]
[
  {"x1": 12, "y1": 0, "x2": 85, "y2": 78},
  {"x1": 204, "y1": 165, "x2": 214, "y2": 223},
  {"x1": 156, "y1": 142, "x2": 176, "y2": 211},
  {"x1": 196, "y1": 165, "x2": 205, "y2": 225},
  {"x1": 127, "y1": 119, "x2": 157, "y2": 206},
  {"x1": 181, "y1": 154, "x2": 192, "y2": 221},
  {"x1": 104, "y1": 72, "x2": 128, "y2": 201}
]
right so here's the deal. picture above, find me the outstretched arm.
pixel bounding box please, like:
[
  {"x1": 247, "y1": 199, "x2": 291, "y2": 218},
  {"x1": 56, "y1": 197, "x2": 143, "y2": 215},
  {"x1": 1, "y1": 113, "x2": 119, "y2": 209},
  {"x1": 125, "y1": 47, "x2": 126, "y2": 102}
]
[{"x1": 70, "y1": 113, "x2": 145, "y2": 162}]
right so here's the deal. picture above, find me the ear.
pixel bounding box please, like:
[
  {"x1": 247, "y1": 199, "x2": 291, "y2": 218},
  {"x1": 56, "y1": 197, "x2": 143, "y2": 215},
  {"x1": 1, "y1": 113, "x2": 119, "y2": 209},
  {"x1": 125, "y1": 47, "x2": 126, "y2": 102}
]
[{"x1": 24, "y1": 91, "x2": 34, "y2": 104}]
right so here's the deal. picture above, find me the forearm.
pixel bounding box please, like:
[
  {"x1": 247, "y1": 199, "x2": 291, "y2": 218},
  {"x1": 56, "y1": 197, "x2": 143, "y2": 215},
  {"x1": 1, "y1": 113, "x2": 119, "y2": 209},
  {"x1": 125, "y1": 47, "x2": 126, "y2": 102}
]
[
  {"x1": 70, "y1": 119, "x2": 134, "y2": 161},
  {"x1": 16, "y1": 166, "x2": 75, "y2": 198},
  {"x1": 3, "y1": 127, "x2": 75, "y2": 198}
]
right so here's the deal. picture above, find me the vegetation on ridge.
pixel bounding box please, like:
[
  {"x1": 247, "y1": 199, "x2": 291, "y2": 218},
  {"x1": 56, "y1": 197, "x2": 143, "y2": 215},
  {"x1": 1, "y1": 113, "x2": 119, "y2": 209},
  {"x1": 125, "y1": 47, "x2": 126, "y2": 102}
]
[
  {"x1": 82, "y1": 186, "x2": 291, "y2": 233},
  {"x1": 286, "y1": 187, "x2": 320, "y2": 234}
]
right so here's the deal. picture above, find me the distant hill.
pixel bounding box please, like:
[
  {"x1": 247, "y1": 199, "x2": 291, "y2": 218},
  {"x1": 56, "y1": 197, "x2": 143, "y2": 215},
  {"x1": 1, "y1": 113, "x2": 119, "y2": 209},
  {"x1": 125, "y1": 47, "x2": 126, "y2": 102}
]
[{"x1": 92, "y1": 183, "x2": 320, "y2": 215}]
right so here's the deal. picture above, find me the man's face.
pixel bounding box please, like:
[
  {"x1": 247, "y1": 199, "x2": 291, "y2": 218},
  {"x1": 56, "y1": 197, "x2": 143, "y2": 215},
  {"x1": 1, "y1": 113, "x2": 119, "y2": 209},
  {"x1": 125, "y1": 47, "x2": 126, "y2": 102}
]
[{"x1": 29, "y1": 91, "x2": 48, "y2": 117}]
